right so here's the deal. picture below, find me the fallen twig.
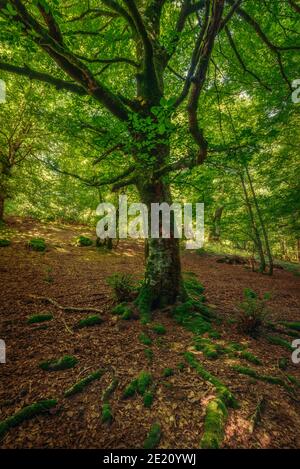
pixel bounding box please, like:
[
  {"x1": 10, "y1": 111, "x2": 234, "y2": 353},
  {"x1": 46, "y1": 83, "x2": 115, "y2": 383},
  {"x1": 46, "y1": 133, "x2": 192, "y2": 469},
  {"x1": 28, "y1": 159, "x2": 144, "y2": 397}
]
[{"x1": 29, "y1": 294, "x2": 103, "y2": 314}]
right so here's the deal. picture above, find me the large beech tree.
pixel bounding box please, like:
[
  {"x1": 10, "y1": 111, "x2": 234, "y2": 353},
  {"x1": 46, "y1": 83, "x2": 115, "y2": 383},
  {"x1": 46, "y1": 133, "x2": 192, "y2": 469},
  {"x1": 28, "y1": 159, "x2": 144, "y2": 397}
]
[{"x1": 0, "y1": 0, "x2": 299, "y2": 312}]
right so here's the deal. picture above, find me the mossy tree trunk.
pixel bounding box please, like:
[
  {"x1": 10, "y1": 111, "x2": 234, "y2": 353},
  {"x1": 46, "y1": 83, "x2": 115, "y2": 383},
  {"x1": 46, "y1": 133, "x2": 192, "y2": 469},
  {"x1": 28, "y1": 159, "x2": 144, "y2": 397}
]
[{"x1": 137, "y1": 173, "x2": 184, "y2": 310}]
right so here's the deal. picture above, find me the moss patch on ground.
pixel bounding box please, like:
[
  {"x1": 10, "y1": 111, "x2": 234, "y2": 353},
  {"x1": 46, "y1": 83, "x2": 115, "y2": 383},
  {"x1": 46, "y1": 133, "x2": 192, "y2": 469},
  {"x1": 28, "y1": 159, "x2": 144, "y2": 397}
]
[
  {"x1": 0, "y1": 399, "x2": 57, "y2": 439},
  {"x1": 64, "y1": 370, "x2": 104, "y2": 397},
  {"x1": 39, "y1": 355, "x2": 78, "y2": 371},
  {"x1": 27, "y1": 313, "x2": 53, "y2": 324},
  {"x1": 76, "y1": 315, "x2": 103, "y2": 328},
  {"x1": 0, "y1": 238, "x2": 11, "y2": 247},
  {"x1": 101, "y1": 403, "x2": 113, "y2": 424},
  {"x1": 28, "y1": 238, "x2": 46, "y2": 252},
  {"x1": 143, "y1": 423, "x2": 161, "y2": 449}
]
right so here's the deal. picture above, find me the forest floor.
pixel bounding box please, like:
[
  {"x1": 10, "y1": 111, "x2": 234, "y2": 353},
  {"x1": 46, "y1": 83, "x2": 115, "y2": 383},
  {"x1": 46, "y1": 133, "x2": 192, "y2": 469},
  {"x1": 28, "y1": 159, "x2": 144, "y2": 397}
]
[{"x1": 0, "y1": 217, "x2": 300, "y2": 449}]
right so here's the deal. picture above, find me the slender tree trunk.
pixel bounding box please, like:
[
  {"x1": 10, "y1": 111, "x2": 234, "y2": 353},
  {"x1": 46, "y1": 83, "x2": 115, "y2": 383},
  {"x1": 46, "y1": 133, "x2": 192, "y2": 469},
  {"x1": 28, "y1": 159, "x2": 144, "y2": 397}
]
[
  {"x1": 245, "y1": 166, "x2": 273, "y2": 275},
  {"x1": 240, "y1": 174, "x2": 266, "y2": 273},
  {"x1": 209, "y1": 206, "x2": 224, "y2": 242},
  {"x1": 136, "y1": 178, "x2": 184, "y2": 312}
]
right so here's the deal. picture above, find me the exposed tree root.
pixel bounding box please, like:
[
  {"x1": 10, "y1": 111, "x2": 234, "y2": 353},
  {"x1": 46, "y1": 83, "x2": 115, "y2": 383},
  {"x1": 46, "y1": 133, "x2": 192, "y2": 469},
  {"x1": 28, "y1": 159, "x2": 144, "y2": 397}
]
[{"x1": 29, "y1": 294, "x2": 103, "y2": 314}]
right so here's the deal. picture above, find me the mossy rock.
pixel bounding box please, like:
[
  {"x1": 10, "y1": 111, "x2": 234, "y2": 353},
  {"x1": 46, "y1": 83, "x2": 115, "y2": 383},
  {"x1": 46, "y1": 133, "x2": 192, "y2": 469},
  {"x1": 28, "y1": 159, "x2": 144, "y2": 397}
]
[
  {"x1": 76, "y1": 236, "x2": 93, "y2": 247},
  {"x1": 64, "y1": 369, "x2": 104, "y2": 397},
  {"x1": 76, "y1": 315, "x2": 103, "y2": 329},
  {"x1": 0, "y1": 239, "x2": 11, "y2": 247},
  {"x1": 39, "y1": 355, "x2": 78, "y2": 371},
  {"x1": 28, "y1": 238, "x2": 46, "y2": 252},
  {"x1": 143, "y1": 423, "x2": 161, "y2": 449},
  {"x1": 101, "y1": 403, "x2": 113, "y2": 424},
  {"x1": 200, "y1": 398, "x2": 228, "y2": 449},
  {"x1": 27, "y1": 313, "x2": 53, "y2": 324},
  {"x1": 0, "y1": 399, "x2": 57, "y2": 439}
]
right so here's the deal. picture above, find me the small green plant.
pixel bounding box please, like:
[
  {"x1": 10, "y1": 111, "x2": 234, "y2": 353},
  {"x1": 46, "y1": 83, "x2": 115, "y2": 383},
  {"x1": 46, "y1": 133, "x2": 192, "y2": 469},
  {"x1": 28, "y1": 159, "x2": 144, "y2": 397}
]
[
  {"x1": 76, "y1": 315, "x2": 103, "y2": 328},
  {"x1": 139, "y1": 332, "x2": 152, "y2": 346},
  {"x1": 162, "y1": 368, "x2": 174, "y2": 377},
  {"x1": 76, "y1": 236, "x2": 93, "y2": 247},
  {"x1": 107, "y1": 273, "x2": 136, "y2": 302},
  {"x1": 64, "y1": 370, "x2": 104, "y2": 397},
  {"x1": 0, "y1": 238, "x2": 10, "y2": 247},
  {"x1": 237, "y1": 288, "x2": 270, "y2": 336},
  {"x1": 101, "y1": 403, "x2": 113, "y2": 424},
  {"x1": 39, "y1": 355, "x2": 78, "y2": 371},
  {"x1": 0, "y1": 400, "x2": 57, "y2": 439},
  {"x1": 151, "y1": 324, "x2": 166, "y2": 335},
  {"x1": 27, "y1": 313, "x2": 53, "y2": 324},
  {"x1": 28, "y1": 238, "x2": 46, "y2": 252},
  {"x1": 143, "y1": 423, "x2": 161, "y2": 449}
]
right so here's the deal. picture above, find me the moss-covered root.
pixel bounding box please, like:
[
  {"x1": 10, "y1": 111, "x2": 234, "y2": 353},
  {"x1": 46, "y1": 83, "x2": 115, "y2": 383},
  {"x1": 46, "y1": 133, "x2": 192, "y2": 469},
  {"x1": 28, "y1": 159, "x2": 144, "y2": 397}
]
[
  {"x1": 102, "y1": 378, "x2": 118, "y2": 403},
  {"x1": 143, "y1": 423, "x2": 161, "y2": 449},
  {"x1": 27, "y1": 313, "x2": 53, "y2": 324},
  {"x1": 76, "y1": 315, "x2": 103, "y2": 329},
  {"x1": 123, "y1": 371, "x2": 152, "y2": 398},
  {"x1": 184, "y1": 352, "x2": 237, "y2": 408},
  {"x1": 40, "y1": 355, "x2": 78, "y2": 371},
  {"x1": 0, "y1": 399, "x2": 57, "y2": 439},
  {"x1": 200, "y1": 398, "x2": 228, "y2": 449},
  {"x1": 232, "y1": 365, "x2": 293, "y2": 392},
  {"x1": 101, "y1": 403, "x2": 113, "y2": 424},
  {"x1": 266, "y1": 335, "x2": 293, "y2": 351},
  {"x1": 64, "y1": 369, "x2": 104, "y2": 397}
]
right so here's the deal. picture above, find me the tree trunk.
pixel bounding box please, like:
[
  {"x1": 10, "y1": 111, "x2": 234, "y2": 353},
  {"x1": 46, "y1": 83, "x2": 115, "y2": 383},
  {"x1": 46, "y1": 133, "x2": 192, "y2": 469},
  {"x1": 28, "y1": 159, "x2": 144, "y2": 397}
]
[
  {"x1": 245, "y1": 166, "x2": 273, "y2": 275},
  {"x1": 240, "y1": 174, "x2": 266, "y2": 273},
  {"x1": 136, "y1": 178, "x2": 185, "y2": 314},
  {"x1": 209, "y1": 206, "x2": 224, "y2": 242}
]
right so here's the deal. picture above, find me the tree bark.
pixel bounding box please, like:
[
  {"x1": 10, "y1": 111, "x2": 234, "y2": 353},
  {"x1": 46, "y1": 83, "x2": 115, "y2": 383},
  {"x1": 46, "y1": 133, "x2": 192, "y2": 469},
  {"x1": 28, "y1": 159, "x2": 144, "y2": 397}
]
[
  {"x1": 136, "y1": 178, "x2": 185, "y2": 312},
  {"x1": 209, "y1": 206, "x2": 224, "y2": 242}
]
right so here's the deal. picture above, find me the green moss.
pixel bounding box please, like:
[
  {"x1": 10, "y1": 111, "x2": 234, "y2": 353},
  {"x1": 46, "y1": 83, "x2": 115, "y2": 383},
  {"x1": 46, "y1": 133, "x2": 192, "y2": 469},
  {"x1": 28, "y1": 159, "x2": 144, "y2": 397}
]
[
  {"x1": 0, "y1": 399, "x2": 57, "y2": 439},
  {"x1": 239, "y1": 351, "x2": 262, "y2": 366},
  {"x1": 137, "y1": 371, "x2": 152, "y2": 395},
  {"x1": 177, "y1": 362, "x2": 185, "y2": 371},
  {"x1": 227, "y1": 342, "x2": 247, "y2": 352},
  {"x1": 39, "y1": 355, "x2": 78, "y2": 371},
  {"x1": 143, "y1": 390, "x2": 155, "y2": 408},
  {"x1": 64, "y1": 369, "x2": 104, "y2": 397},
  {"x1": 101, "y1": 403, "x2": 113, "y2": 423},
  {"x1": 76, "y1": 236, "x2": 93, "y2": 247},
  {"x1": 232, "y1": 365, "x2": 292, "y2": 390},
  {"x1": 266, "y1": 335, "x2": 293, "y2": 351},
  {"x1": 144, "y1": 348, "x2": 153, "y2": 363},
  {"x1": 27, "y1": 313, "x2": 53, "y2": 324},
  {"x1": 76, "y1": 315, "x2": 103, "y2": 328},
  {"x1": 135, "y1": 285, "x2": 152, "y2": 324},
  {"x1": 286, "y1": 374, "x2": 300, "y2": 388},
  {"x1": 0, "y1": 238, "x2": 11, "y2": 247},
  {"x1": 173, "y1": 300, "x2": 212, "y2": 335},
  {"x1": 280, "y1": 321, "x2": 300, "y2": 331},
  {"x1": 102, "y1": 378, "x2": 118, "y2": 402},
  {"x1": 183, "y1": 276, "x2": 205, "y2": 301},
  {"x1": 112, "y1": 303, "x2": 133, "y2": 320},
  {"x1": 184, "y1": 352, "x2": 237, "y2": 408},
  {"x1": 279, "y1": 358, "x2": 288, "y2": 370},
  {"x1": 200, "y1": 398, "x2": 228, "y2": 449},
  {"x1": 28, "y1": 238, "x2": 46, "y2": 252},
  {"x1": 151, "y1": 324, "x2": 166, "y2": 335},
  {"x1": 163, "y1": 368, "x2": 174, "y2": 377},
  {"x1": 209, "y1": 331, "x2": 221, "y2": 339},
  {"x1": 123, "y1": 379, "x2": 138, "y2": 398},
  {"x1": 194, "y1": 337, "x2": 224, "y2": 359},
  {"x1": 143, "y1": 423, "x2": 161, "y2": 449},
  {"x1": 139, "y1": 333, "x2": 152, "y2": 346}
]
